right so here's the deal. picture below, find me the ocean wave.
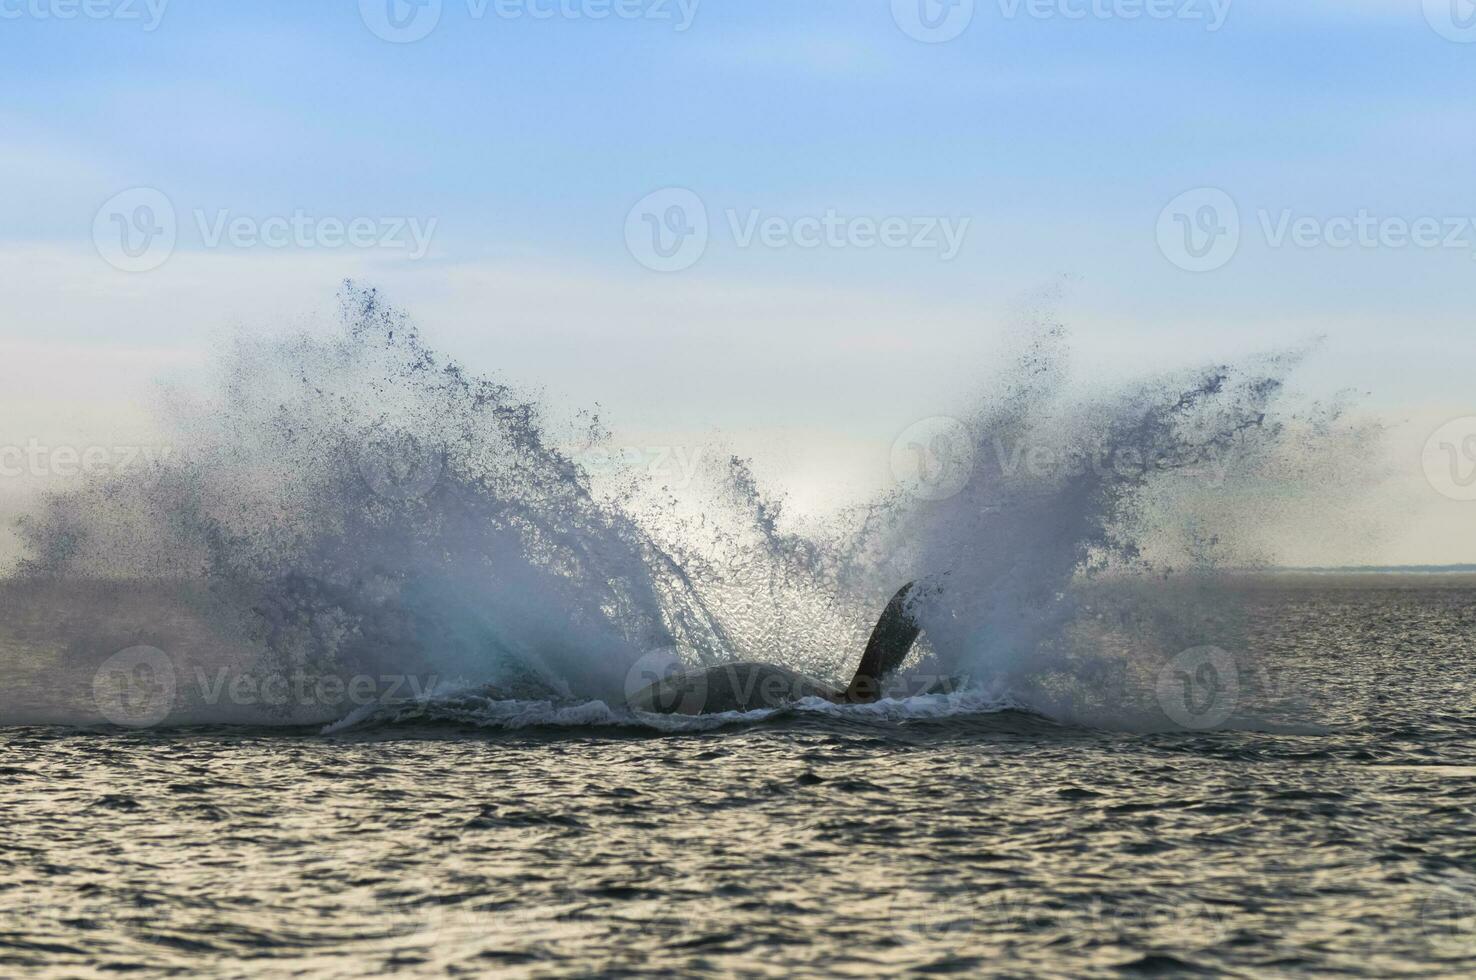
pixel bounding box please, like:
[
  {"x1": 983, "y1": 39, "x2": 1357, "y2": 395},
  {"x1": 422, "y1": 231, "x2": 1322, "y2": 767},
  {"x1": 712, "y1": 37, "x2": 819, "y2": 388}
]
[{"x1": 322, "y1": 687, "x2": 1035, "y2": 736}]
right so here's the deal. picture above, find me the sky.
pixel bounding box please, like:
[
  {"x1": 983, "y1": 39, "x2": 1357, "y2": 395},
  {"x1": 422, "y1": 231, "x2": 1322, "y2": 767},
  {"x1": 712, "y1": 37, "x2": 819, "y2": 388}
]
[{"x1": 1, "y1": 0, "x2": 1474, "y2": 565}]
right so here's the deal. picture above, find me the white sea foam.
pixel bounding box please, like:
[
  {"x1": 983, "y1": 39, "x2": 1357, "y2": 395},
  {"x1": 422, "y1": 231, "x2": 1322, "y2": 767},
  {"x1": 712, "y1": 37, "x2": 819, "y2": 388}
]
[{"x1": 2, "y1": 283, "x2": 1387, "y2": 731}]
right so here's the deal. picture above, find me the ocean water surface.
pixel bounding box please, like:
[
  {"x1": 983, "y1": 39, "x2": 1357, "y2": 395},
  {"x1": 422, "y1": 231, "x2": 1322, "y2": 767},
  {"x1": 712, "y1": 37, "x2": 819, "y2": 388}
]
[
  {"x1": 3, "y1": 289, "x2": 1469, "y2": 976},
  {"x1": 5, "y1": 577, "x2": 1475, "y2": 978}
]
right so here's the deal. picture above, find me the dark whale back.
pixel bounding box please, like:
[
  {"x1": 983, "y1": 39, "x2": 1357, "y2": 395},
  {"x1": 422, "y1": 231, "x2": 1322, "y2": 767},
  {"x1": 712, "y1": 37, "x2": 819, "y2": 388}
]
[
  {"x1": 627, "y1": 582, "x2": 923, "y2": 715},
  {"x1": 628, "y1": 662, "x2": 840, "y2": 715}
]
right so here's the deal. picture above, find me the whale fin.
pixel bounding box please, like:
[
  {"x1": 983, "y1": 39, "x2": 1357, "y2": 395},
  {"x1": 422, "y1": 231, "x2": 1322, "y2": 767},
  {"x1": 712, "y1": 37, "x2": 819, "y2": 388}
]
[{"x1": 841, "y1": 582, "x2": 922, "y2": 703}]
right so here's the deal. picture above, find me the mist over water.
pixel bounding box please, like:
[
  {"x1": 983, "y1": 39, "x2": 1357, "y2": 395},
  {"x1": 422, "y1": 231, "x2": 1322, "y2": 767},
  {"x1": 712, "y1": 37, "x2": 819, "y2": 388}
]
[{"x1": 0, "y1": 283, "x2": 1387, "y2": 731}]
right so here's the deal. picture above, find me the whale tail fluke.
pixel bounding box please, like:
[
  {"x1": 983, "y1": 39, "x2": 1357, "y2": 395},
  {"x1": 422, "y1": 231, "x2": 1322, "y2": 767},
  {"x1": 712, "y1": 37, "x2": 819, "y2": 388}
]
[{"x1": 842, "y1": 582, "x2": 922, "y2": 703}]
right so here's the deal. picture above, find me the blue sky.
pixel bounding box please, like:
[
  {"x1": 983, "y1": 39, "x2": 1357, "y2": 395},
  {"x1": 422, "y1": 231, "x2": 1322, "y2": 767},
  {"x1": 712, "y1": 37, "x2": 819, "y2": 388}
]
[{"x1": 2, "y1": 0, "x2": 1474, "y2": 562}]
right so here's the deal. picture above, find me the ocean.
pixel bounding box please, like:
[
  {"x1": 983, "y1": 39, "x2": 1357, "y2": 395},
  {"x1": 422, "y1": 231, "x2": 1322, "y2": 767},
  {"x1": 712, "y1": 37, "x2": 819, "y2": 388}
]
[
  {"x1": 3, "y1": 575, "x2": 1475, "y2": 977},
  {"x1": 2, "y1": 288, "x2": 1471, "y2": 976}
]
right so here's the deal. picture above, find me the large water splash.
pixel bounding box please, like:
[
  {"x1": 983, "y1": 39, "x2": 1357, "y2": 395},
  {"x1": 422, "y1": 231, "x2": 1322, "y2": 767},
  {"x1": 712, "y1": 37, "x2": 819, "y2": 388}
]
[
  {"x1": 8, "y1": 285, "x2": 734, "y2": 716},
  {"x1": 2, "y1": 284, "x2": 1386, "y2": 729}
]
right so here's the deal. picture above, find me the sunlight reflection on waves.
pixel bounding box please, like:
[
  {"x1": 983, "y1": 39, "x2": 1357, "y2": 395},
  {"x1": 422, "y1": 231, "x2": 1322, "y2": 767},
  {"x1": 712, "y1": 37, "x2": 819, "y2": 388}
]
[{"x1": 323, "y1": 689, "x2": 1032, "y2": 736}]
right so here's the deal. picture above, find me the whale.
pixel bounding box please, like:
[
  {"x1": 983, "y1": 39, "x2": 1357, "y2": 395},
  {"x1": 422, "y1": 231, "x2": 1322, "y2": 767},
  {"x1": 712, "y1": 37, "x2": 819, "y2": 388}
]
[{"x1": 628, "y1": 583, "x2": 924, "y2": 715}]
